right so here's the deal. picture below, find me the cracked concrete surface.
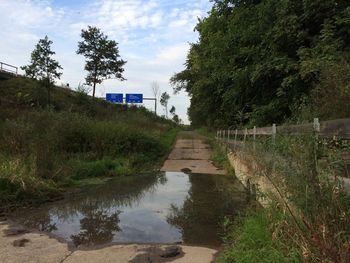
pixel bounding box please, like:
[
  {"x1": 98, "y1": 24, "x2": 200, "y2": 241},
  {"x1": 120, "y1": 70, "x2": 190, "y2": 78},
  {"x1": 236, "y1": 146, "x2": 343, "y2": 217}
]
[
  {"x1": 0, "y1": 223, "x2": 217, "y2": 263},
  {"x1": 161, "y1": 132, "x2": 226, "y2": 175}
]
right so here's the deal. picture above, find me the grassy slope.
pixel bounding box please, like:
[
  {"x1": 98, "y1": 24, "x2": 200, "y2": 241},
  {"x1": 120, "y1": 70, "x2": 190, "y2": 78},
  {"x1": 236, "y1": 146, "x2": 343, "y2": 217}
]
[{"x1": 0, "y1": 78, "x2": 178, "y2": 207}]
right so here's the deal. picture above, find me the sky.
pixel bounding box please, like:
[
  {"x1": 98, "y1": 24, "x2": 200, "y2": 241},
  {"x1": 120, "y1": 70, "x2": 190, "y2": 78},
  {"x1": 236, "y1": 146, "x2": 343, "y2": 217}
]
[{"x1": 0, "y1": 0, "x2": 213, "y2": 124}]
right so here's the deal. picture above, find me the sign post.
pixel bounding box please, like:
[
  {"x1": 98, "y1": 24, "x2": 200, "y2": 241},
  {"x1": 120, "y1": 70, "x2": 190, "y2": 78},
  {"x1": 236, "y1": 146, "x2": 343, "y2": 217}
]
[{"x1": 106, "y1": 93, "x2": 157, "y2": 113}]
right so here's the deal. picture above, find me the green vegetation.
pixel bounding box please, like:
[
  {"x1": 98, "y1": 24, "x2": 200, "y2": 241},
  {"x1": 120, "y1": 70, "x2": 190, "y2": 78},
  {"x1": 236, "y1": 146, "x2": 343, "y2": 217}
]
[
  {"x1": 218, "y1": 209, "x2": 300, "y2": 263},
  {"x1": 0, "y1": 78, "x2": 177, "y2": 207},
  {"x1": 215, "y1": 132, "x2": 350, "y2": 262},
  {"x1": 171, "y1": 0, "x2": 350, "y2": 127}
]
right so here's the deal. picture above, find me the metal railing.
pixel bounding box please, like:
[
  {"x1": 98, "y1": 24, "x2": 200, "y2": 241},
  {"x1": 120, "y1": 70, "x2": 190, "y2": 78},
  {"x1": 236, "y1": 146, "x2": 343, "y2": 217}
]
[{"x1": 0, "y1": 62, "x2": 18, "y2": 75}]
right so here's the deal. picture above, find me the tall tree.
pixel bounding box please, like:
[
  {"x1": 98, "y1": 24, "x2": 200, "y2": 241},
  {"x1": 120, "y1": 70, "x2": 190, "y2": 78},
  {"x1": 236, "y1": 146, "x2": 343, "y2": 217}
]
[
  {"x1": 160, "y1": 92, "x2": 170, "y2": 118},
  {"x1": 151, "y1": 81, "x2": 160, "y2": 114},
  {"x1": 77, "y1": 26, "x2": 126, "y2": 98},
  {"x1": 21, "y1": 35, "x2": 62, "y2": 106},
  {"x1": 169, "y1": 105, "x2": 181, "y2": 124}
]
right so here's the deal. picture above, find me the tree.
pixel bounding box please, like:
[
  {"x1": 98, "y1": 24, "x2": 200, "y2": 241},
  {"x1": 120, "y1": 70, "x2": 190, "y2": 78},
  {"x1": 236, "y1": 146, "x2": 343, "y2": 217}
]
[
  {"x1": 169, "y1": 105, "x2": 181, "y2": 124},
  {"x1": 160, "y1": 92, "x2": 170, "y2": 118},
  {"x1": 171, "y1": 0, "x2": 350, "y2": 127},
  {"x1": 170, "y1": 105, "x2": 176, "y2": 116},
  {"x1": 21, "y1": 35, "x2": 62, "y2": 106},
  {"x1": 151, "y1": 81, "x2": 160, "y2": 114},
  {"x1": 77, "y1": 26, "x2": 126, "y2": 98}
]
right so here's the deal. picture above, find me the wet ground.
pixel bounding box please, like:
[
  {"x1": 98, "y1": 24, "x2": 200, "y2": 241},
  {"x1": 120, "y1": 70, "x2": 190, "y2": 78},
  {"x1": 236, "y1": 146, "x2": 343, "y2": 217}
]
[
  {"x1": 9, "y1": 172, "x2": 247, "y2": 249},
  {"x1": 1, "y1": 131, "x2": 248, "y2": 262}
]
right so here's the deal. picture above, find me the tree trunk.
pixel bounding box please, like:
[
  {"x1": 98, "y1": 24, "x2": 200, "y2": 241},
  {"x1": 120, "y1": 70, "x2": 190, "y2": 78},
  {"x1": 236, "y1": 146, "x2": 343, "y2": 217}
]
[
  {"x1": 93, "y1": 82, "x2": 96, "y2": 99},
  {"x1": 47, "y1": 78, "x2": 51, "y2": 107}
]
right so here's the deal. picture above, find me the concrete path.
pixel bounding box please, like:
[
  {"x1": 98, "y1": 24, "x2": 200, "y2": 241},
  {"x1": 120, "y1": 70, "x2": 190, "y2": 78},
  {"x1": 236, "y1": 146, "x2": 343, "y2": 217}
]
[
  {"x1": 161, "y1": 132, "x2": 226, "y2": 175},
  {"x1": 0, "y1": 222, "x2": 217, "y2": 263}
]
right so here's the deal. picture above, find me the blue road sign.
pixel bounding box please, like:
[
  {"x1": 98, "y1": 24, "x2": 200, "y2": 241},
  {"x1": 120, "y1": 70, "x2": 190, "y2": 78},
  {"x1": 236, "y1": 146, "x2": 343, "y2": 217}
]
[
  {"x1": 106, "y1": 93, "x2": 123, "y2": 103},
  {"x1": 126, "y1": 94, "x2": 143, "y2": 103}
]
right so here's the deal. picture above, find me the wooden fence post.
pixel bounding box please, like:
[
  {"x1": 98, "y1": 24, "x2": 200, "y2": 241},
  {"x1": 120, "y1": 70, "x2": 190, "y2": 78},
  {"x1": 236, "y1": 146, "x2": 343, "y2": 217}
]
[
  {"x1": 234, "y1": 129, "x2": 238, "y2": 151},
  {"x1": 253, "y1": 126, "x2": 256, "y2": 151},
  {"x1": 244, "y1": 128, "x2": 248, "y2": 144}
]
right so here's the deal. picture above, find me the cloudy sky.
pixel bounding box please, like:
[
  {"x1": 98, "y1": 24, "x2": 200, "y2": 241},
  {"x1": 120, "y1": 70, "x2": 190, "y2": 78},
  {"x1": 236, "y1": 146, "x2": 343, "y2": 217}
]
[{"x1": 0, "y1": 0, "x2": 213, "y2": 123}]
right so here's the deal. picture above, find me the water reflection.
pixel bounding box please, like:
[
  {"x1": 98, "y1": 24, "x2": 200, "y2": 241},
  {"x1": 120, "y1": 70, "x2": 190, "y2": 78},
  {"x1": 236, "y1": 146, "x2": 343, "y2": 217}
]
[
  {"x1": 167, "y1": 174, "x2": 246, "y2": 246},
  {"x1": 71, "y1": 202, "x2": 121, "y2": 246},
  {"x1": 11, "y1": 172, "x2": 247, "y2": 247}
]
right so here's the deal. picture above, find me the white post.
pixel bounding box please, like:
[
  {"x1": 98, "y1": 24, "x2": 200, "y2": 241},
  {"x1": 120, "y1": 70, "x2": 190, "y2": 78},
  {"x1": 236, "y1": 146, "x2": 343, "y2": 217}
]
[
  {"x1": 234, "y1": 129, "x2": 238, "y2": 151},
  {"x1": 272, "y1": 124, "x2": 276, "y2": 145},
  {"x1": 313, "y1": 118, "x2": 320, "y2": 133},
  {"x1": 227, "y1": 129, "x2": 230, "y2": 143},
  {"x1": 253, "y1": 126, "x2": 256, "y2": 151}
]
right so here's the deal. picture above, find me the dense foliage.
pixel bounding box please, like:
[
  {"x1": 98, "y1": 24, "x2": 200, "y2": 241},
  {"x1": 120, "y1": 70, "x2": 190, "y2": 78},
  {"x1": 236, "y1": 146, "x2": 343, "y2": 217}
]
[{"x1": 171, "y1": 0, "x2": 350, "y2": 127}]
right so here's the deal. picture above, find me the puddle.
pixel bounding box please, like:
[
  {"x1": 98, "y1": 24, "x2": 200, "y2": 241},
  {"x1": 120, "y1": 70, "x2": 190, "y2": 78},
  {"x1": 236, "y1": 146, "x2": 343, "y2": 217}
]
[{"x1": 10, "y1": 172, "x2": 248, "y2": 248}]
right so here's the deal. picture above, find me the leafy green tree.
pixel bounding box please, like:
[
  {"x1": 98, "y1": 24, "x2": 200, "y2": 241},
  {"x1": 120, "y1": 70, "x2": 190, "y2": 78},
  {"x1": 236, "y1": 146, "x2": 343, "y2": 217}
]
[
  {"x1": 160, "y1": 92, "x2": 170, "y2": 118},
  {"x1": 171, "y1": 0, "x2": 350, "y2": 127},
  {"x1": 169, "y1": 105, "x2": 181, "y2": 124},
  {"x1": 170, "y1": 105, "x2": 176, "y2": 116},
  {"x1": 77, "y1": 26, "x2": 126, "y2": 98},
  {"x1": 21, "y1": 35, "x2": 62, "y2": 106}
]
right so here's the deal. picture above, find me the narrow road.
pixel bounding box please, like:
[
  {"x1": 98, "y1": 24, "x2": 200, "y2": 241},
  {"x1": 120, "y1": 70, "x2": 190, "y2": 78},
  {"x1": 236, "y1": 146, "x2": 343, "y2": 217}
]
[{"x1": 161, "y1": 131, "x2": 226, "y2": 175}]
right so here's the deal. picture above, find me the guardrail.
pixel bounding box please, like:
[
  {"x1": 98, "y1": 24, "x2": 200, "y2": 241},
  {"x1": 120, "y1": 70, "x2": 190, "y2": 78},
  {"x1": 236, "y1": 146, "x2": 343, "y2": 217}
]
[
  {"x1": 0, "y1": 62, "x2": 18, "y2": 75},
  {"x1": 217, "y1": 118, "x2": 350, "y2": 142}
]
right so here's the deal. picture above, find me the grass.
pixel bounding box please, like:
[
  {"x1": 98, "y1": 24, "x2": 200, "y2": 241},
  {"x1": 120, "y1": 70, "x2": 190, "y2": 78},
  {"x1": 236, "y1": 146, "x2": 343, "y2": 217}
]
[
  {"x1": 0, "y1": 78, "x2": 178, "y2": 208},
  {"x1": 217, "y1": 209, "x2": 301, "y2": 263}
]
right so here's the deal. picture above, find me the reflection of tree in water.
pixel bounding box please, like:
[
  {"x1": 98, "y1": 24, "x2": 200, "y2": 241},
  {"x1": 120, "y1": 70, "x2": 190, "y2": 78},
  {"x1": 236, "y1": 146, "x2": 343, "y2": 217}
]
[
  {"x1": 12, "y1": 210, "x2": 58, "y2": 232},
  {"x1": 167, "y1": 174, "x2": 247, "y2": 247},
  {"x1": 71, "y1": 202, "x2": 121, "y2": 247},
  {"x1": 11, "y1": 173, "x2": 166, "y2": 245}
]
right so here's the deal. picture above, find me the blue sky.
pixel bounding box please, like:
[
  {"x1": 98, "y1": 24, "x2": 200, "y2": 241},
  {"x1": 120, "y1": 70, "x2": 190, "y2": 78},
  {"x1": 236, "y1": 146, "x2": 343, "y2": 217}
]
[{"x1": 0, "y1": 0, "x2": 213, "y2": 123}]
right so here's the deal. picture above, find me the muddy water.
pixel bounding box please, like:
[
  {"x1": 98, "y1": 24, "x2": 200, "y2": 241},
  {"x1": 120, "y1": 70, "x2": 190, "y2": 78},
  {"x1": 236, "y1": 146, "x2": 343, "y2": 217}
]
[{"x1": 10, "y1": 172, "x2": 247, "y2": 248}]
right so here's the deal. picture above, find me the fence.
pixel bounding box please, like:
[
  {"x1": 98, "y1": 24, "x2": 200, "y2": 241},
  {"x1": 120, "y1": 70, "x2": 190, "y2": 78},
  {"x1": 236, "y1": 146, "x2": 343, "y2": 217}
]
[
  {"x1": 0, "y1": 61, "x2": 18, "y2": 76},
  {"x1": 216, "y1": 117, "x2": 350, "y2": 145}
]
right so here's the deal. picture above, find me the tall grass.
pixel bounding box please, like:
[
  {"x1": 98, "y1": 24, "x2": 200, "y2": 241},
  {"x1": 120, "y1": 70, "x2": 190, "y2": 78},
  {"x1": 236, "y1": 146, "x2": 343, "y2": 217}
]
[
  {"x1": 0, "y1": 78, "x2": 178, "y2": 206},
  {"x1": 220, "y1": 132, "x2": 350, "y2": 262}
]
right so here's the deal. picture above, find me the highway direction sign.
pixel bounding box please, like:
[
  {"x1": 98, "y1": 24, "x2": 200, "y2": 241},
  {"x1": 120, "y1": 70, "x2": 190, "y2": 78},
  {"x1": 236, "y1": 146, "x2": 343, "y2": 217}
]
[
  {"x1": 106, "y1": 93, "x2": 123, "y2": 103},
  {"x1": 126, "y1": 94, "x2": 143, "y2": 103}
]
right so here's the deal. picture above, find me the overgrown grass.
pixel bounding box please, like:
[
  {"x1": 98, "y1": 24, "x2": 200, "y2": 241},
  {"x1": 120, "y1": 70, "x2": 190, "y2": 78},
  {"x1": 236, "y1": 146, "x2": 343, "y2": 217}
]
[
  {"x1": 0, "y1": 78, "x2": 178, "y2": 207},
  {"x1": 217, "y1": 208, "x2": 301, "y2": 263},
  {"x1": 218, "y1": 132, "x2": 350, "y2": 262}
]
